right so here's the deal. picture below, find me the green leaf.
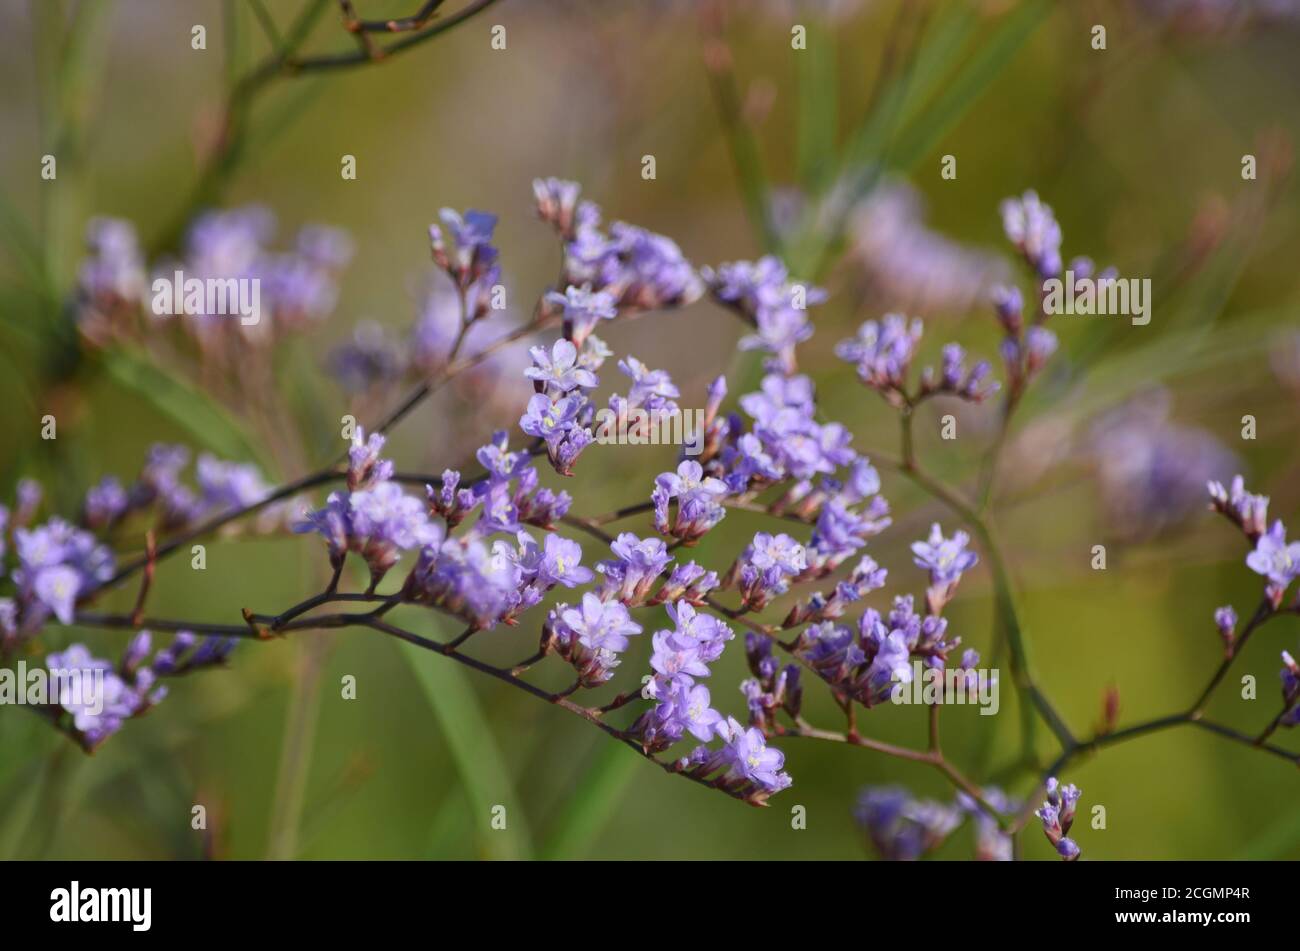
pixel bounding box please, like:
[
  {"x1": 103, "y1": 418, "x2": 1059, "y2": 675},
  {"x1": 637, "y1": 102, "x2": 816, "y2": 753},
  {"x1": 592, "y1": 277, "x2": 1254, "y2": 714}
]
[
  {"x1": 397, "y1": 624, "x2": 534, "y2": 861},
  {"x1": 99, "y1": 348, "x2": 267, "y2": 465},
  {"x1": 890, "y1": 0, "x2": 1052, "y2": 171},
  {"x1": 796, "y1": 20, "x2": 837, "y2": 192},
  {"x1": 540, "y1": 738, "x2": 642, "y2": 860}
]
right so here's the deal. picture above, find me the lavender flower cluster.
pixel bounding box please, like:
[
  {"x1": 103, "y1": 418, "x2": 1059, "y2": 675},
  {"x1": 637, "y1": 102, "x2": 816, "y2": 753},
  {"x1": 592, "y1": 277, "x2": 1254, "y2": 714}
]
[{"x1": 12, "y1": 173, "x2": 1291, "y2": 860}]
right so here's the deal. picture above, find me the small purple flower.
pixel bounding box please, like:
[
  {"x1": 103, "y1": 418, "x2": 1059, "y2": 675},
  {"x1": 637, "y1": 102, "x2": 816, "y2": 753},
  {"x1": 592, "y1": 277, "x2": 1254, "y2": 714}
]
[
  {"x1": 618, "y1": 356, "x2": 680, "y2": 412},
  {"x1": 562, "y1": 592, "x2": 643, "y2": 654},
  {"x1": 518, "y1": 531, "x2": 594, "y2": 589},
  {"x1": 519, "y1": 393, "x2": 583, "y2": 445},
  {"x1": 835, "y1": 314, "x2": 923, "y2": 398},
  {"x1": 525, "y1": 338, "x2": 599, "y2": 393},
  {"x1": 1214, "y1": 605, "x2": 1237, "y2": 654},
  {"x1": 347, "y1": 428, "x2": 393, "y2": 491},
  {"x1": 533, "y1": 177, "x2": 583, "y2": 238},
  {"x1": 83, "y1": 476, "x2": 129, "y2": 529},
  {"x1": 654, "y1": 460, "x2": 728, "y2": 542},
  {"x1": 597, "y1": 532, "x2": 673, "y2": 605},
  {"x1": 733, "y1": 531, "x2": 806, "y2": 609},
  {"x1": 717, "y1": 716, "x2": 791, "y2": 793},
  {"x1": 1208, "y1": 475, "x2": 1269, "y2": 539},
  {"x1": 911, "y1": 522, "x2": 978, "y2": 590},
  {"x1": 855, "y1": 786, "x2": 962, "y2": 861},
  {"x1": 195, "y1": 454, "x2": 270, "y2": 513},
  {"x1": 1000, "y1": 190, "x2": 1063, "y2": 278},
  {"x1": 1036, "y1": 776, "x2": 1082, "y2": 861},
  {"x1": 545, "y1": 284, "x2": 617, "y2": 346},
  {"x1": 1245, "y1": 520, "x2": 1300, "y2": 593}
]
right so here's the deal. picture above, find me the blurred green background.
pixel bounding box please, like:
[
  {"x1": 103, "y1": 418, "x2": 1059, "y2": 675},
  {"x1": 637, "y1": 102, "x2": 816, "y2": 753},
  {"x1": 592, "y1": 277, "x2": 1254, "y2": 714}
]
[{"x1": 1, "y1": 0, "x2": 1299, "y2": 860}]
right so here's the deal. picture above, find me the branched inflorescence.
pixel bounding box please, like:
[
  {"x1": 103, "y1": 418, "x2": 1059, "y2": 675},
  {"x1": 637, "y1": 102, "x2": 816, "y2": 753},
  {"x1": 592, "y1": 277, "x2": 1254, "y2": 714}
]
[{"x1": 4, "y1": 181, "x2": 1296, "y2": 855}]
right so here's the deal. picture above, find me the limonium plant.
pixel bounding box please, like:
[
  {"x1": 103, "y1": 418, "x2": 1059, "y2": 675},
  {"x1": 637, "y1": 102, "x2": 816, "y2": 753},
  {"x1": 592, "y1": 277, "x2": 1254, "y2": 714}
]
[{"x1": 5, "y1": 179, "x2": 1298, "y2": 863}]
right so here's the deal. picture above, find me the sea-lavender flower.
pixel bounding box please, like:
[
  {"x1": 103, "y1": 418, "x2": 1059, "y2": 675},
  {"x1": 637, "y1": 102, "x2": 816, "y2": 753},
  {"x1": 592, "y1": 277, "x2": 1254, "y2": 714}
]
[
  {"x1": 12, "y1": 518, "x2": 115, "y2": 629},
  {"x1": 957, "y1": 788, "x2": 1019, "y2": 862},
  {"x1": 855, "y1": 786, "x2": 962, "y2": 861},
  {"x1": 1208, "y1": 475, "x2": 1270, "y2": 539},
  {"x1": 617, "y1": 356, "x2": 680, "y2": 413},
  {"x1": 1036, "y1": 777, "x2": 1082, "y2": 861},
  {"x1": 835, "y1": 314, "x2": 924, "y2": 401},
  {"x1": 596, "y1": 532, "x2": 673, "y2": 605},
  {"x1": 515, "y1": 531, "x2": 594, "y2": 591},
  {"x1": 195, "y1": 454, "x2": 270, "y2": 514},
  {"x1": 731, "y1": 531, "x2": 806, "y2": 610},
  {"x1": 1000, "y1": 190, "x2": 1063, "y2": 278},
  {"x1": 82, "y1": 476, "x2": 129, "y2": 529},
  {"x1": 45, "y1": 642, "x2": 166, "y2": 751},
  {"x1": 429, "y1": 208, "x2": 499, "y2": 292},
  {"x1": 346, "y1": 429, "x2": 394, "y2": 491},
  {"x1": 911, "y1": 522, "x2": 978, "y2": 610},
  {"x1": 650, "y1": 561, "x2": 720, "y2": 606},
  {"x1": 919, "y1": 343, "x2": 1000, "y2": 403},
  {"x1": 1279, "y1": 651, "x2": 1300, "y2": 728},
  {"x1": 1214, "y1": 605, "x2": 1238, "y2": 655},
  {"x1": 653, "y1": 461, "x2": 728, "y2": 543},
  {"x1": 1245, "y1": 520, "x2": 1300, "y2": 601},
  {"x1": 545, "y1": 284, "x2": 618, "y2": 346},
  {"x1": 533, "y1": 177, "x2": 583, "y2": 239},
  {"x1": 544, "y1": 593, "x2": 643, "y2": 686},
  {"x1": 408, "y1": 536, "x2": 523, "y2": 629},
  {"x1": 525, "y1": 338, "x2": 600, "y2": 393},
  {"x1": 715, "y1": 716, "x2": 791, "y2": 794}
]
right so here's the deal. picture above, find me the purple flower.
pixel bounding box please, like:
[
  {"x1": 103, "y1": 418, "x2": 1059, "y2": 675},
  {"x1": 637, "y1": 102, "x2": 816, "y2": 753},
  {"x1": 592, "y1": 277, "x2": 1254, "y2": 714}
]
[
  {"x1": 733, "y1": 531, "x2": 806, "y2": 610},
  {"x1": 1000, "y1": 190, "x2": 1063, "y2": 278},
  {"x1": 661, "y1": 681, "x2": 724, "y2": 742},
  {"x1": 409, "y1": 536, "x2": 523, "y2": 629},
  {"x1": 835, "y1": 314, "x2": 923, "y2": 397},
  {"x1": 46, "y1": 642, "x2": 166, "y2": 751},
  {"x1": 429, "y1": 208, "x2": 499, "y2": 290},
  {"x1": 525, "y1": 338, "x2": 599, "y2": 393},
  {"x1": 1214, "y1": 605, "x2": 1237, "y2": 654},
  {"x1": 347, "y1": 428, "x2": 393, "y2": 491},
  {"x1": 476, "y1": 431, "x2": 530, "y2": 482},
  {"x1": 1208, "y1": 475, "x2": 1270, "y2": 539},
  {"x1": 546, "y1": 593, "x2": 643, "y2": 686},
  {"x1": 618, "y1": 356, "x2": 680, "y2": 412},
  {"x1": 519, "y1": 393, "x2": 583, "y2": 445},
  {"x1": 957, "y1": 788, "x2": 1019, "y2": 862},
  {"x1": 1036, "y1": 776, "x2": 1082, "y2": 861},
  {"x1": 195, "y1": 454, "x2": 270, "y2": 513},
  {"x1": 533, "y1": 177, "x2": 583, "y2": 238},
  {"x1": 855, "y1": 786, "x2": 962, "y2": 861},
  {"x1": 717, "y1": 716, "x2": 791, "y2": 792},
  {"x1": 911, "y1": 522, "x2": 978, "y2": 590},
  {"x1": 654, "y1": 460, "x2": 728, "y2": 542},
  {"x1": 82, "y1": 476, "x2": 128, "y2": 529},
  {"x1": 562, "y1": 592, "x2": 642, "y2": 653},
  {"x1": 1245, "y1": 520, "x2": 1300, "y2": 592},
  {"x1": 517, "y1": 531, "x2": 594, "y2": 589},
  {"x1": 12, "y1": 518, "x2": 115, "y2": 631},
  {"x1": 545, "y1": 284, "x2": 617, "y2": 346},
  {"x1": 597, "y1": 532, "x2": 673, "y2": 605}
]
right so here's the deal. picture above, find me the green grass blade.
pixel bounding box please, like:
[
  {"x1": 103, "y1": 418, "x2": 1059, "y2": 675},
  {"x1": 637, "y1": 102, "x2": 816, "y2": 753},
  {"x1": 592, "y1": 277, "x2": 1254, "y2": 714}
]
[
  {"x1": 539, "y1": 739, "x2": 642, "y2": 860},
  {"x1": 890, "y1": 0, "x2": 1052, "y2": 171},
  {"x1": 796, "y1": 20, "x2": 838, "y2": 192},
  {"x1": 99, "y1": 348, "x2": 268, "y2": 466},
  {"x1": 397, "y1": 626, "x2": 534, "y2": 861}
]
